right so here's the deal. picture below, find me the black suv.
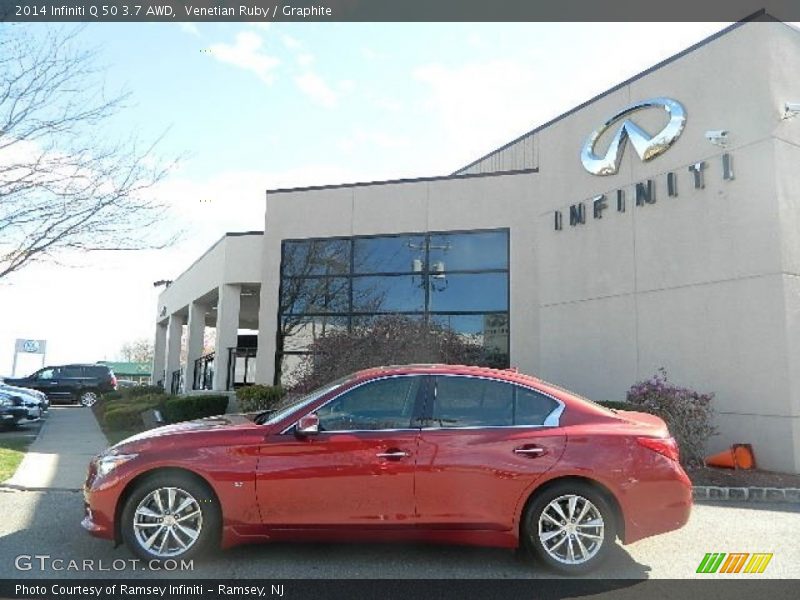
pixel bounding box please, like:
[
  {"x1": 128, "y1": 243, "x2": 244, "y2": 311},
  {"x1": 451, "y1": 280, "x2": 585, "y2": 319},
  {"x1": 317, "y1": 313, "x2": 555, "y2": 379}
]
[{"x1": 5, "y1": 364, "x2": 117, "y2": 407}]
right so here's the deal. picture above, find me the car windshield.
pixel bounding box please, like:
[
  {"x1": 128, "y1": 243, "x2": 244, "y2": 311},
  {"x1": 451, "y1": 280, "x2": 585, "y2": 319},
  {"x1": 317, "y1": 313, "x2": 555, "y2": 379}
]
[{"x1": 257, "y1": 375, "x2": 355, "y2": 426}]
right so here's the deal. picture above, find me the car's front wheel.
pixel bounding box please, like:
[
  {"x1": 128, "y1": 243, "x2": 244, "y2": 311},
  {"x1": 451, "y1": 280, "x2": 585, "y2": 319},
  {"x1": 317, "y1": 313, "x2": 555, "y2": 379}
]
[
  {"x1": 78, "y1": 390, "x2": 99, "y2": 407},
  {"x1": 522, "y1": 481, "x2": 616, "y2": 574},
  {"x1": 121, "y1": 473, "x2": 220, "y2": 562}
]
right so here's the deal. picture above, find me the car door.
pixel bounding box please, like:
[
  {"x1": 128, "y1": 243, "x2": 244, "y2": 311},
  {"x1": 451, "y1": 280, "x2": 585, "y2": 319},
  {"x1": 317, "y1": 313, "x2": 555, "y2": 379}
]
[
  {"x1": 256, "y1": 375, "x2": 424, "y2": 528},
  {"x1": 415, "y1": 375, "x2": 567, "y2": 531},
  {"x1": 31, "y1": 367, "x2": 66, "y2": 398}
]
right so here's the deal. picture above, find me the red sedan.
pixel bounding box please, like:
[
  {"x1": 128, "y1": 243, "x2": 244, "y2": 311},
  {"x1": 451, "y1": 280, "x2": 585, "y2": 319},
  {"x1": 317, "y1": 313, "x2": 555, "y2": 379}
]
[{"x1": 82, "y1": 364, "x2": 692, "y2": 574}]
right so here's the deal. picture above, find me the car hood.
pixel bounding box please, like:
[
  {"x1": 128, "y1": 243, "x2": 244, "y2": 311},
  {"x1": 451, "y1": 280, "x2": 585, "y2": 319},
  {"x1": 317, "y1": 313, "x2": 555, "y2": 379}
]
[{"x1": 112, "y1": 413, "x2": 258, "y2": 450}]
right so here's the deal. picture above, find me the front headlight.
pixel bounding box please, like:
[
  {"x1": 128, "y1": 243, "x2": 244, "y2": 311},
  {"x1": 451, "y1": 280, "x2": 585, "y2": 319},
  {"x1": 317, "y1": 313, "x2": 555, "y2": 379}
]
[{"x1": 95, "y1": 453, "x2": 138, "y2": 478}]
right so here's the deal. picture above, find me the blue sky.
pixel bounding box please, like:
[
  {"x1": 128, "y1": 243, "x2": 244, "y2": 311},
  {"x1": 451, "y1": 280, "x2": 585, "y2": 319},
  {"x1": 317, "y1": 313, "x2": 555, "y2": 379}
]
[{"x1": 0, "y1": 21, "x2": 730, "y2": 375}]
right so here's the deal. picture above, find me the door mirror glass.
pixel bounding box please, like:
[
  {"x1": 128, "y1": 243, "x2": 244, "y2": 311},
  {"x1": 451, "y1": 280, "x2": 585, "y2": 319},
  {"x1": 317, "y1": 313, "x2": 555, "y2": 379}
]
[{"x1": 296, "y1": 413, "x2": 320, "y2": 435}]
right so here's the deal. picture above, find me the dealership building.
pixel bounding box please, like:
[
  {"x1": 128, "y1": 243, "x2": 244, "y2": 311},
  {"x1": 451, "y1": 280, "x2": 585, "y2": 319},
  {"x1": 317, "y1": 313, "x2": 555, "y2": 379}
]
[{"x1": 152, "y1": 17, "x2": 800, "y2": 473}]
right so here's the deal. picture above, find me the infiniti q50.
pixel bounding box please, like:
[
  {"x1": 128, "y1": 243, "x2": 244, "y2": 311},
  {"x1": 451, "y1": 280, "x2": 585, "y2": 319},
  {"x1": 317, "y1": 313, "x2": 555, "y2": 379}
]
[{"x1": 82, "y1": 364, "x2": 692, "y2": 574}]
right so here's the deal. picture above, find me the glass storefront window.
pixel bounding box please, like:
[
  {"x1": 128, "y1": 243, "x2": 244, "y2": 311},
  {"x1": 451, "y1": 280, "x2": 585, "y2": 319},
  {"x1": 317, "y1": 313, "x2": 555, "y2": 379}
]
[
  {"x1": 277, "y1": 229, "x2": 511, "y2": 385},
  {"x1": 352, "y1": 275, "x2": 425, "y2": 312},
  {"x1": 282, "y1": 239, "x2": 350, "y2": 277},
  {"x1": 429, "y1": 230, "x2": 508, "y2": 271},
  {"x1": 280, "y1": 276, "x2": 349, "y2": 315},
  {"x1": 353, "y1": 235, "x2": 426, "y2": 274},
  {"x1": 427, "y1": 272, "x2": 508, "y2": 312},
  {"x1": 281, "y1": 315, "x2": 350, "y2": 352}
]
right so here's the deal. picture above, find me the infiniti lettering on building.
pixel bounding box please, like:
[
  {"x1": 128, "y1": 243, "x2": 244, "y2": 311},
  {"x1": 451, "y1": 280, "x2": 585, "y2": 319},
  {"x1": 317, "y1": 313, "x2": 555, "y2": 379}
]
[{"x1": 554, "y1": 97, "x2": 735, "y2": 231}]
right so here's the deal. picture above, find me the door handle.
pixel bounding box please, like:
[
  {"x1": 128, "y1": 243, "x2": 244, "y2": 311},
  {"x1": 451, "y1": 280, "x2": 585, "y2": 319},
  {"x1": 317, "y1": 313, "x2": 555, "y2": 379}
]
[
  {"x1": 514, "y1": 446, "x2": 546, "y2": 457},
  {"x1": 376, "y1": 450, "x2": 410, "y2": 460}
]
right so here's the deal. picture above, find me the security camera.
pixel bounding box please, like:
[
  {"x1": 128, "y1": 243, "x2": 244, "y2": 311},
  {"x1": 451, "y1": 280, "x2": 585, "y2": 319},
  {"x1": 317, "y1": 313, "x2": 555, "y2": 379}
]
[
  {"x1": 783, "y1": 102, "x2": 800, "y2": 119},
  {"x1": 705, "y1": 130, "x2": 728, "y2": 147}
]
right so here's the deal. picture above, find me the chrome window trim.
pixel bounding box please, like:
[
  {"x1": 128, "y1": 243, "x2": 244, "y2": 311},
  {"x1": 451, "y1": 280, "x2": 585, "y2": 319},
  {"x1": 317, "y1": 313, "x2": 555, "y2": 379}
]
[
  {"x1": 279, "y1": 372, "x2": 566, "y2": 434},
  {"x1": 279, "y1": 374, "x2": 422, "y2": 435}
]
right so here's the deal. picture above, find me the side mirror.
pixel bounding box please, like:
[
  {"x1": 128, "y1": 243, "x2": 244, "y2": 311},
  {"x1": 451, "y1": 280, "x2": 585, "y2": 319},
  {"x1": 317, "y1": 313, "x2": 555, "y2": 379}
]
[{"x1": 296, "y1": 413, "x2": 319, "y2": 436}]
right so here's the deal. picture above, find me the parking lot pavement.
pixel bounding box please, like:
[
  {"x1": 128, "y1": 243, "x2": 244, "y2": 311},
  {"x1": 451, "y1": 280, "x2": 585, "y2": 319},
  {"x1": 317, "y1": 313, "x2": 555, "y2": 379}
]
[
  {"x1": 3, "y1": 406, "x2": 108, "y2": 491},
  {"x1": 0, "y1": 489, "x2": 797, "y2": 579},
  {"x1": 0, "y1": 416, "x2": 44, "y2": 443}
]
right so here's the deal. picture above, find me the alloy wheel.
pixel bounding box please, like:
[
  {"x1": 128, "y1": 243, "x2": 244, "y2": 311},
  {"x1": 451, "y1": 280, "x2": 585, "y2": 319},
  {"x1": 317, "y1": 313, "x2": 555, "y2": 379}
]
[
  {"x1": 537, "y1": 494, "x2": 605, "y2": 565},
  {"x1": 80, "y1": 392, "x2": 99, "y2": 407},
  {"x1": 132, "y1": 486, "x2": 203, "y2": 558}
]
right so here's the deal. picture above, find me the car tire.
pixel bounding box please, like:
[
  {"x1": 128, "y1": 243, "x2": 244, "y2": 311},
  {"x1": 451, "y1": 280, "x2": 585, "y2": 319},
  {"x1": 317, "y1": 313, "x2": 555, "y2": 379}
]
[
  {"x1": 121, "y1": 472, "x2": 221, "y2": 562},
  {"x1": 521, "y1": 481, "x2": 616, "y2": 575},
  {"x1": 78, "y1": 390, "x2": 99, "y2": 407}
]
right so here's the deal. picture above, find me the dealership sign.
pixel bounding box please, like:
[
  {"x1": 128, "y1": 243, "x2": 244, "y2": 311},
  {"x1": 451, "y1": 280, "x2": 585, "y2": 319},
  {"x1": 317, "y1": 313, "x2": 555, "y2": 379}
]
[
  {"x1": 555, "y1": 98, "x2": 734, "y2": 231},
  {"x1": 14, "y1": 338, "x2": 46, "y2": 354}
]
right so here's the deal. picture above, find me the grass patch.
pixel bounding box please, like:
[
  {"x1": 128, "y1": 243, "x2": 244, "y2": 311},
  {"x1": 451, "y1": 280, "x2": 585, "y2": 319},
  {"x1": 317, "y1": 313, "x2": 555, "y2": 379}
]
[{"x1": 0, "y1": 437, "x2": 32, "y2": 482}]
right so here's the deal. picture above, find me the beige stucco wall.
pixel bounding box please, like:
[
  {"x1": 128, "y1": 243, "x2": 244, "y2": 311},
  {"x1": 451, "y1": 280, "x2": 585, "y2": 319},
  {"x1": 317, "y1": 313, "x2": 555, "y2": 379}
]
[{"x1": 156, "y1": 232, "x2": 263, "y2": 324}]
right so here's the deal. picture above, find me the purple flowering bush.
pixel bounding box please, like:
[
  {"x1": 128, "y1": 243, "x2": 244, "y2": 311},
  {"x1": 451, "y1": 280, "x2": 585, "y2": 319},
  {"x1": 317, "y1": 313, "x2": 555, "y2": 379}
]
[{"x1": 626, "y1": 368, "x2": 717, "y2": 466}]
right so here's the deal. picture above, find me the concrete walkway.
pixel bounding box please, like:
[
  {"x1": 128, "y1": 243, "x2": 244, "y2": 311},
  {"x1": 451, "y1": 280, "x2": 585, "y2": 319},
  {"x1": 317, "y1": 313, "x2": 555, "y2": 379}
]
[{"x1": 3, "y1": 406, "x2": 109, "y2": 491}]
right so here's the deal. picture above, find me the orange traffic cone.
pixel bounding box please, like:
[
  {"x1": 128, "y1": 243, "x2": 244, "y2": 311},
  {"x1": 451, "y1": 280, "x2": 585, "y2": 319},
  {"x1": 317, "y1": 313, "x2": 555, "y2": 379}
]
[
  {"x1": 705, "y1": 444, "x2": 755, "y2": 470},
  {"x1": 733, "y1": 444, "x2": 755, "y2": 470}
]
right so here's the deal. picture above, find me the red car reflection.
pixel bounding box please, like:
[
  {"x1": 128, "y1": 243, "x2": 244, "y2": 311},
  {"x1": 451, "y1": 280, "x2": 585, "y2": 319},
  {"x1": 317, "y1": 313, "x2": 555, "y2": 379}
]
[{"x1": 82, "y1": 364, "x2": 691, "y2": 573}]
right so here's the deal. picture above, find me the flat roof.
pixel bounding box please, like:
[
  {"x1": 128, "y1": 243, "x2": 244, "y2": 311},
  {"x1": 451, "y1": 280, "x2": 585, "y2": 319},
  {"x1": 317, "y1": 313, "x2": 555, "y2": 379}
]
[
  {"x1": 163, "y1": 231, "x2": 264, "y2": 289},
  {"x1": 265, "y1": 167, "x2": 538, "y2": 195}
]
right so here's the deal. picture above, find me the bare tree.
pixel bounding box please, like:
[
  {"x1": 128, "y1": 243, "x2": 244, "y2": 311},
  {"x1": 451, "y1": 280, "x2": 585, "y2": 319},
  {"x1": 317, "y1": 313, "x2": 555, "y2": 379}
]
[
  {"x1": 0, "y1": 25, "x2": 178, "y2": 280},
  {"x1": 120, "y1": 338, "x2": 154, "y2": 364}
]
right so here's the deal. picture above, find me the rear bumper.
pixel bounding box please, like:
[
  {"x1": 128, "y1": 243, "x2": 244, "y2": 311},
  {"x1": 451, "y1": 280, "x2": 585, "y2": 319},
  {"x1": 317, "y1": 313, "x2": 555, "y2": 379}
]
[{"x1": 620, "y1": 461, "x2": 692, "y2": 544}]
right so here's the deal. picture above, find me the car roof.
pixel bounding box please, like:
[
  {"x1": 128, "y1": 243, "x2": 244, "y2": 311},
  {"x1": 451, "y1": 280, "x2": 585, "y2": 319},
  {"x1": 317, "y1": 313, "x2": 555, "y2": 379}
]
[{"x1": 352, "y1": 363, "x2": 542, "y2": 387}]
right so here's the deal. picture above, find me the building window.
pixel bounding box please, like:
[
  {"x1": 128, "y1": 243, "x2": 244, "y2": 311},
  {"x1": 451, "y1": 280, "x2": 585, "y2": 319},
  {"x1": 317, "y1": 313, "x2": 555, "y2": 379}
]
[{"x1": 277, "y1": 228, "x2": 510, "y2": 386}]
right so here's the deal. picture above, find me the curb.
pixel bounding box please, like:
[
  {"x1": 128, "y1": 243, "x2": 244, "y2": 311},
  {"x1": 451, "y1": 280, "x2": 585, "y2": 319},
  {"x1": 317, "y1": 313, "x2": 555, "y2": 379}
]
[{"x1": 693, "y1": 485, "x2": 800, "y2": 504}]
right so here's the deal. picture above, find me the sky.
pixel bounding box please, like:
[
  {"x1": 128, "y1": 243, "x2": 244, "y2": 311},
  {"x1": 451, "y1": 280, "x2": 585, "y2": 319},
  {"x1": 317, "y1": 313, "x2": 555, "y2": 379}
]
[{"x1": 0, "y1": 20, "x2": 732, "y2": 376}]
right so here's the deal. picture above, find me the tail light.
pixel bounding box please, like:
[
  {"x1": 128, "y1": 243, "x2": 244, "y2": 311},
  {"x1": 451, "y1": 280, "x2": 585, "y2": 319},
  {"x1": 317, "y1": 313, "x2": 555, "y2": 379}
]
[
  {"x1": 110, "y1": 375, "x2": 117, "y2": 390},
  {"x1": 637, "y1": 436, "x2": 680, "y2": 462}
]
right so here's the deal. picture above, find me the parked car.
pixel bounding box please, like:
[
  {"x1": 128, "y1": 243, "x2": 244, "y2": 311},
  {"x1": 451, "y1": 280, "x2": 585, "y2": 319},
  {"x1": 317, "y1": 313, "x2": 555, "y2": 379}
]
[
  {"x1": 116, "y1": 379, "x2": 141, "y2": 389},
  {"x1": 5, "y1": 364, "x2": 117, "y2": 407},
  {"x1": 0, "y1": 382, "x2": 49, "y2": 413},
  {"x1": 81, "y1": 364, "x2": 692, "y2": 574},
  {"x1": 0, "y1": 390, "x2": 34, "y2": 427}
]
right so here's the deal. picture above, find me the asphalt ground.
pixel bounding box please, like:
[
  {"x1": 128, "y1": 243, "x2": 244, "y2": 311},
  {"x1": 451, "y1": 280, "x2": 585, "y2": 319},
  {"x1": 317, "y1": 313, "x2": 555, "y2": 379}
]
[{"x1": 0, "y1": 489, "x2": 797, "y2": 580}]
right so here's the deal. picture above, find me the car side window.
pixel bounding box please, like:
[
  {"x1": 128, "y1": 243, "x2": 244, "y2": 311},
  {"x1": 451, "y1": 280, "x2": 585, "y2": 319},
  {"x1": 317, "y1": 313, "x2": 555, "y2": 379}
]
[
  {"x1": 431, "y1": 376, "x2": 514, "y2": 427},
  {"x1": 61, "y1": 366, "x2": 83, "y2": 378},
  {"x1": 36, "y1": 368, "x2": 58, "y2": 380},
  {"x1": 514, "y1": 386, "x2": 559, "y2": 426},
  {"x1": 315, "y1": 376, "x2": 420, "y2": 432}
]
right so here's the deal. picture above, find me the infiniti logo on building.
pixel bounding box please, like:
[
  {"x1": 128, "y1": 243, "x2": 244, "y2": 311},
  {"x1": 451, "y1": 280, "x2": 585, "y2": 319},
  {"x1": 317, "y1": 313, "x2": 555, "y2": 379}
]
[{"x1": 581, "y1": 97, "x2": 686, "y2": 176}]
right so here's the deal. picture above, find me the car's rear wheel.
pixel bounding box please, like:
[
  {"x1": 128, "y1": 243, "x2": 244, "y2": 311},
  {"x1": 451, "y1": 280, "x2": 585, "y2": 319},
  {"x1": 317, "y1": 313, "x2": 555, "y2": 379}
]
[
  {"x1": 522, "y1": 481, "x2": 616, "y2": 574},
  {"x1": 78, "y1": 390, "x2": 99, "y2": 407},
  {"x1": 121, "y1": 472, "x2": 220, "y2": 562}
]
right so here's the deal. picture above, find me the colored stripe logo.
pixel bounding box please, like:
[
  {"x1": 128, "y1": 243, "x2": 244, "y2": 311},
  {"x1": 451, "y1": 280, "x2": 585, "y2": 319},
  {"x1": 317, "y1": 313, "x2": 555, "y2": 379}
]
[{"x1": 697, "y1": 553, "x2": 773, "y2": 574}]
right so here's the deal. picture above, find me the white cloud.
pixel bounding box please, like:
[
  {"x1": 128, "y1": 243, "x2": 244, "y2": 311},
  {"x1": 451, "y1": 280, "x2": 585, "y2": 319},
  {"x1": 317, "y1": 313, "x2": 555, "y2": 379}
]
[
  {"x1": 413, "y1": 59, "x2": 543, "y2": 168},
  {"x1": 281, "y1": 34, "x2": 302, "y2": 50},
  {"x1": 178, "y1": 22, "x2": 200, "y2": 37},
  {"x1": 361, "y1": 47, "x2": 386, "y2": 61},
  {"x1": 337, "y1": 129, "x2": 409, "y2": 154},
  {"x1": 296, "y1": 53, "x2": 315, "y2": 67},
  {"x1": 294, "y1": 72, "x2": 339, "y2": 108},
  {"x1": 209, "y1": 31, "x2": 280, "y2": 84}
]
